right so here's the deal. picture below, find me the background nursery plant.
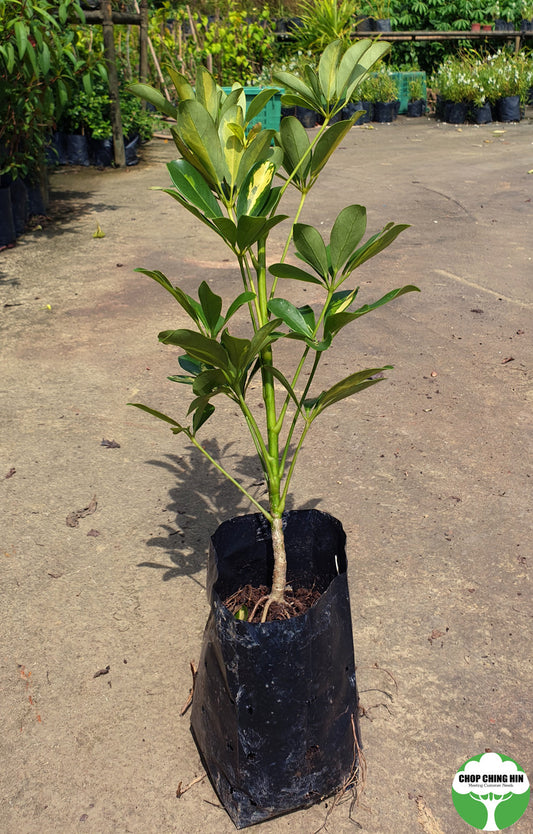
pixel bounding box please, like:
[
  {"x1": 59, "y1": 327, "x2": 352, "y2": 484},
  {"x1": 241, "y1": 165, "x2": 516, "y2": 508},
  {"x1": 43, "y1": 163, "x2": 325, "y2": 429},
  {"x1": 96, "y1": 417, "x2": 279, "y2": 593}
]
[{"x1": 130, "y1": 38, "x2": 419, "y2": 621}]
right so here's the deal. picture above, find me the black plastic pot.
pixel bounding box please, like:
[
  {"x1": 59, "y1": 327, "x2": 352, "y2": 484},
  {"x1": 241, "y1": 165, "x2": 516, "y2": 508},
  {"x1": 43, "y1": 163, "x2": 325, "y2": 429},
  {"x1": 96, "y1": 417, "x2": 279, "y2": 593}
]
[
  {"x1": 0, "y1": 186, "x2": 16, "y2": 248},
  {"x1": 191, "y1": 509, "x2": 360, "y2": 829},
  {"x1": 443, "y1": 100, "x2": 468, "y2": 124},
  {"x1": 125, "y1": 134, "x2": 140, "y2": 166},
  {"x1": 496, "y1": 95, "x2": 521, "y2": 122},
  {"x1": 374, "y1": 17, "x2": 392, "y2": 31},
  {"x1": 46, "y1": 132, "x2": 68, "y2": 166},
  {"x1": 494, "y1": 18, "x2": 514, "y2": 30},
  {"x1": 521, "y1": 18, "x2": 533, "y2": 31},
  {"x1": 66, "y1": 134, "x2": 90, "y2": 166},
  {"x1": 295, "y1": 107, "x2": 318, "y2": 128},
  {"x1": 356, "y1": 15, "x2": 374, "y2": 31},
  {"x1": 407, "y1": 98, "x2": 426, "y2": 117},
  {"x1": 9, "y1": 178, "x2": 28, "y2": 237},
  {"x1": 468, "y1": 101, "x2": 492, "y2": 124},
  {"x1": 89, "y1": 137, "x2": 114, "y2": 167},
  {"x1": 373, "y1": 100, "x2": 399, "y2": 122},
  {"x1": 345, "y1": 100, "x2": 372, "y2": 123}
]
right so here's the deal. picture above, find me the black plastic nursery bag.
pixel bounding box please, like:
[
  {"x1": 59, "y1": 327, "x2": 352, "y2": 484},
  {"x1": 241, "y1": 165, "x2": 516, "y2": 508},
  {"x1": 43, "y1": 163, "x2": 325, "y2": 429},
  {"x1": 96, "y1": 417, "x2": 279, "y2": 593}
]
[{"x1": 191, "y1": 509, "x2": 360, "y2": 829}]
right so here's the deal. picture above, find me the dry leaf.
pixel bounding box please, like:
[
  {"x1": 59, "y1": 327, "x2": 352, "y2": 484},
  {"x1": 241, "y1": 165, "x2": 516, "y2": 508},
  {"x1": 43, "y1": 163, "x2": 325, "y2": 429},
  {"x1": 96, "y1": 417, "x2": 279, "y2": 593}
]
[{"x1": 66, "y1": 494, "x2": 98, "y2": 527}]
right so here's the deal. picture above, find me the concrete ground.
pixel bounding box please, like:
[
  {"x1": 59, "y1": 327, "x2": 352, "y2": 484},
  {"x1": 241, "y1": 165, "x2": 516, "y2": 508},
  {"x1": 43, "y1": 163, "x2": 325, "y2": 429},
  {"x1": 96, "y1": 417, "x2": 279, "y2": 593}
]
[{"x1": 1, "y1": 112, "x2": 532, "y2": 834}]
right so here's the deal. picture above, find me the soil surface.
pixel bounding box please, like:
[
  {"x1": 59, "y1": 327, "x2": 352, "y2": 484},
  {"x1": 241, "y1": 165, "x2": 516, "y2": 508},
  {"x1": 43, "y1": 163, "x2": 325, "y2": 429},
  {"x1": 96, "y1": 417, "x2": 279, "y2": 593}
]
[{"x1": 1, "y1": 112, "x2": 532, "y2": 834}]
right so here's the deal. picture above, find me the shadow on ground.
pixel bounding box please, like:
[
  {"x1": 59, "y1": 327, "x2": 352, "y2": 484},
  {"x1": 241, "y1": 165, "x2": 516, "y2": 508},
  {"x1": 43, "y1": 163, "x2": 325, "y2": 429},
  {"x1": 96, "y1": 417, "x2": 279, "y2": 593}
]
[{"x1": 141, "y1": 440, "x2": 321, "y2": 582}]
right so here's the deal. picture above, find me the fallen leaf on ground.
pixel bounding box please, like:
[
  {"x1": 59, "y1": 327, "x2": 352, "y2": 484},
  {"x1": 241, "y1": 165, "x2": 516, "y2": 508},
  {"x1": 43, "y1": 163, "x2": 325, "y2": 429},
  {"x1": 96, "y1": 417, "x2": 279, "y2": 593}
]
[
  {"x1": 87, "y1": 529, "x2": 100, "y2": 537},
  {"x1": 93, "y1": 666, "x2": 110, "y2": 678},
  {"x1": 501, "y1": 357, "x2": 514, "y2": 364},
  {"x1": 5, "y1": 468, "x2": 16, "y2": 479},
  {"x1": 101, "y1": 438, "x2": 120, "y2": 448},
  {"x1": 66, "y1": 494, "x2": 98, "y2": 528}
]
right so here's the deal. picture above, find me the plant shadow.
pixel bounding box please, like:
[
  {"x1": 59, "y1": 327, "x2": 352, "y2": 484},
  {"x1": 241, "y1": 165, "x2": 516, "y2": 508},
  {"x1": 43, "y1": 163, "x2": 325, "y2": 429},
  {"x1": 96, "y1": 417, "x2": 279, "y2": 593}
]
[{"x1": 140, "y1": 438, "x2": 321, "y2": 584}]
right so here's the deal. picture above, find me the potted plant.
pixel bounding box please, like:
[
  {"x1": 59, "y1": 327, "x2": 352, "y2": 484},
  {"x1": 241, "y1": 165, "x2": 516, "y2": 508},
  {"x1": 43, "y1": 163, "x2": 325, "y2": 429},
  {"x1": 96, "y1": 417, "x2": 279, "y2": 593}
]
[
  {"x1": 406, "y1": 77, "x2": 426, "y2": 117},
  {"x1": 431, "y1": 55, "x2": 471, "y2": 123},
  {"x1": 520, "y1": 0, "x2": 533, "y2": 29},
  {"x1": 362, "y1": 0, "x2": 392, "y2": 30},
  {"x1": 361, "y1": 66, "x2": 400, "y2": 121},
  {"x1": 484, "y1": 48, "x2": 528, "y2": 120},
  {"x1": 129, "y1": 38, "x2": 418, "y2": 828}
]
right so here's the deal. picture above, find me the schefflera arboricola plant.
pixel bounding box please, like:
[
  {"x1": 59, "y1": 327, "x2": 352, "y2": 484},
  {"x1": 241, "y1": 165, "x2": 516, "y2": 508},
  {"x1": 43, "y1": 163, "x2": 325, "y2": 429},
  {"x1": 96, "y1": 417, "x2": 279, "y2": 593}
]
[{"x1": 129, "y1": 39, "x2": 419, "y2": 620}]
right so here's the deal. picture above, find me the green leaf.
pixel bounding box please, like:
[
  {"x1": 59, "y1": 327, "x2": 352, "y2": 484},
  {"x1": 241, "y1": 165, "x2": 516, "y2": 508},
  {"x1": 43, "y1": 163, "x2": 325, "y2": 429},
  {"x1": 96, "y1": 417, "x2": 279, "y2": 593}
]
[
  {"x1": 167, "y1": 159, "x2": 221, "y2": 219},
  {"x1": 245, "y1": 88, "x2": 279, "y2": 126},
  {"x1": 236, "y1": 160, "x2": 275, "y2": 218},
  {"x1": 318, "y1": 40, "x2": 344, "y2": 104},
  {"x1": 128, "y1": 83, "x2": 176, "y2": 119},
  {"x1": 307, "y1": 368, "x2": 391, "y2": 418},
  {"x1": 343, "y1": 41, "x2": 391, "y2": 103},
  {"x1": 128, "y1": 403, "x2": 186, "y2": 433},
  {"x1": 344, "y1": 223, "x2": 411, "y2": 274},
  {"x1": 269, "y1": 262, "x2": 325, "y2": 286},
  {"x1": 220, "y1": 330, "x2": 251, "y2": 373},
  {"x1": 326, "y1": 288, "x2": 359, "y2": 316},
  {"x1": 222, "y1": 292, "x2": 256, "y2": 331},
  {"x1": 278, "y1": 117, "x2": 311, "y2": 189},
  {"x1": 219, "y1": 87, "x2": 245, "y2": 124},
  {"x1": 310, "y1": 119, "x2": 355, "y2": 181},
  {"x1": 336, "y1": 39, "x2": 375, "y2": 99},
  {"x1": 135, "y1": 268, "x2": 202, "y2": 326},
  {"x1": 236, "y1": 214, "x2": 287, "y2": 253},
  {"x1": 235, "y1": 129, "x2": 277, "y2": 189},
  {"x1": 243, "y1": 319, "x2": 282, "y2": 366},
  {"x1": 273, "y1": 72, "x2": 318, "y2": 110},
  {"x1": 167, "y1": 67, "x2": 195, "y2": 101},
  {"x1": 14, "y1": 21, "x2": 28, "y2": 60},
  {"x1": 159, "y1": 187, "x2": 221, "y2": 238},
  {"x1": 40, "y1": 41, "x2": 50, "y2": 76},
  {"x1": 325, "y1": 286, "x2": 420, "y2": 337},
  {"x1": 192, "y1": 368, "x2": 228, "y2": 396},
  {"x1": 267, "y1": 298, "x2": 314, "y2": 337},
  {"x1": 192, "y1": 402, "x2": 215, "y2": 435},
  {"x1": 177, "y1": 100, "x2": 227, "y2": 190},
  {"x1": 179, "y1": 354, "x2": 203, "y2": 375},
  {"x1": 198, "y1": 281, "x2": 223, "y2": 334},
  {"x1": 195, "y1": 66, "x2": 219, "y2": 122},
  {"x1": 167, "y1": 374, "x2": 195, "y2": 385},
  {"x1": 211, "y1": 216, "x2": 238, "y2": 247},
  {"x1": 329, "y1": 205, "x2": 367, "y2": 274},
  {"x1": 158, "y1": 329, "x2": 229, "y2": 370},
  {"x1": 293, "y1": 223, "x2": 329, "y2": 279}
]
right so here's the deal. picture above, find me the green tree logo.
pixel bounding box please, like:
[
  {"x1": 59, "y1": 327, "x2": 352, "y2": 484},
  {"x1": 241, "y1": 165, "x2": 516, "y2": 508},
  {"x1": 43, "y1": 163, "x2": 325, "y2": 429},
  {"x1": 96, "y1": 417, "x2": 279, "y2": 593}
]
[{"x1": 452, "y1": 752, "x2": 530, "y2": 830}]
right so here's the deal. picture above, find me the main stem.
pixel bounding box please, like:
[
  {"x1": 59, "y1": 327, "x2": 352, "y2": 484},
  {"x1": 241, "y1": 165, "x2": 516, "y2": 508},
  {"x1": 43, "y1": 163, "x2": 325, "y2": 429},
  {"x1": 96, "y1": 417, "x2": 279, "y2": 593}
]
[{"x1": 256, "y1": 236, "x2": 287, "y2": 603}]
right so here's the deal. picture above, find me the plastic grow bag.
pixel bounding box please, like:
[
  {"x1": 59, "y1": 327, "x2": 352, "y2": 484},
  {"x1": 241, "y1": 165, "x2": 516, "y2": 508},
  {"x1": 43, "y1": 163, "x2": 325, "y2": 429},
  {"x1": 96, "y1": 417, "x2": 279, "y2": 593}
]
[
  {"x1": 468, "y1": 101, "x2": 492, "y2": 124},
  {"x1": 9, "y1": 179, "x2": 28, "y2": 236},
  {"x1": 373, "y1": 101, "x2": 398, "y2": 123},
  {"x1": 191, "y1": 509, "x2": 360, "y2": 829},
  {"x1": 90, "y1": 137, "x2": 114, "y2": 168},
  {"x1": 496, "y1": 96, "x2": 521, "y2": 122},
  {"x1": 0, "y1": 187, "x2": 16, "y2": 248},
  {"x1": 66, "y1": 134, "x2": 90, "y2": 166}
]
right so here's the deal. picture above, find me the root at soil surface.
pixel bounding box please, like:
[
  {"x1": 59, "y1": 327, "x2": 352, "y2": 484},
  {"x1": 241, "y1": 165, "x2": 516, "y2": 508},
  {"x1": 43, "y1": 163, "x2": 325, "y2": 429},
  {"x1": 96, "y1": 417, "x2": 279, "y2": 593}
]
[{"x1": 224, "y1": 584, "x2": 321, "y2": 623}]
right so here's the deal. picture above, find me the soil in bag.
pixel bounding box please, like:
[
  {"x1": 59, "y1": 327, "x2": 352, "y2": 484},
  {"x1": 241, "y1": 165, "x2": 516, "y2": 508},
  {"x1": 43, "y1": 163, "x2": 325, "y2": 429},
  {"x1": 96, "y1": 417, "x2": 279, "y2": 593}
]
[{"x1": 191, "y1": 509, "x2": 361, "y2": 829}]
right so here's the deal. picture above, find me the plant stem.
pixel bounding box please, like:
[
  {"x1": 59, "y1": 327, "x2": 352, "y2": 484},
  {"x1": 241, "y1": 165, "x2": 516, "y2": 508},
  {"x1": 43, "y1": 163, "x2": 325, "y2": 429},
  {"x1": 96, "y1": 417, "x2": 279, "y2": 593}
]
[
  {"x1": 269, "y1": 516, "x2": 287, "y2": 602},
  {"x1": 187, "y1": 432, "x2": 272, "y2": 521},
  {"x1": 270, "y1": 188, "x2": 308, "y2": 298}
]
